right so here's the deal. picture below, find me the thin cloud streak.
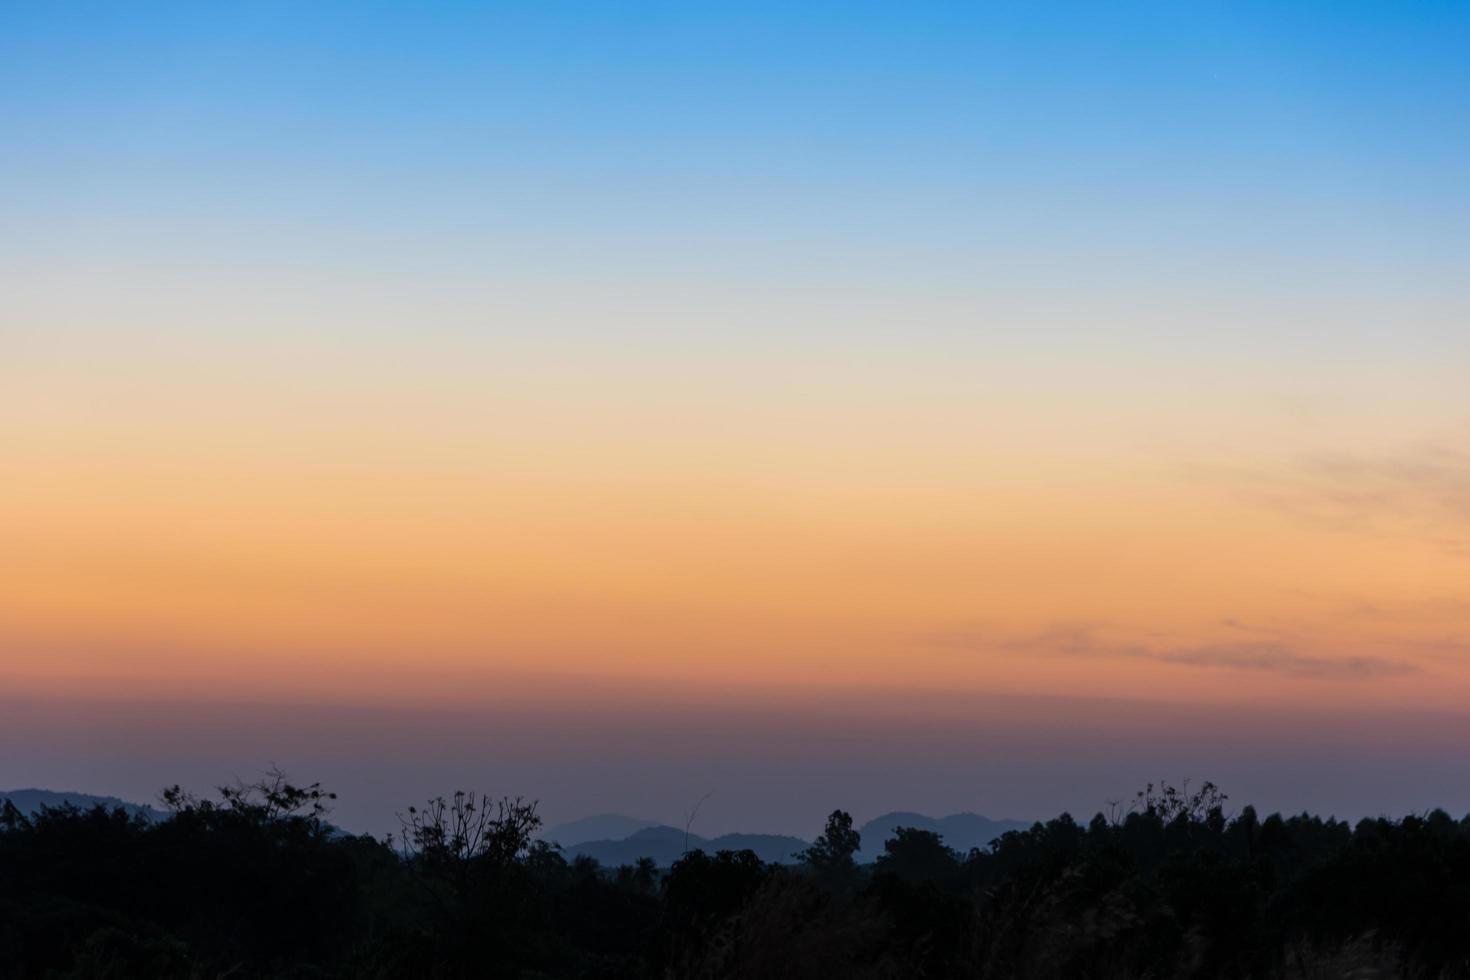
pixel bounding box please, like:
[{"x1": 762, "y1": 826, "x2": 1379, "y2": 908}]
[
  {"x1": 1151, "y1": 644, "x2": 1415, "y2": 679},
  {"x1": 1220, "y1": 441, "x2": 1470, "y2": 557},
  {"x1": 932, "y1": 624, "x2": 1417, "y2": 679}
]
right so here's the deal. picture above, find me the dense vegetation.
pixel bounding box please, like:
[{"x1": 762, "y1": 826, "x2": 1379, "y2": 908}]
[{"x1": 3, "y1": 775, "x2": 1469, "y2": 978}]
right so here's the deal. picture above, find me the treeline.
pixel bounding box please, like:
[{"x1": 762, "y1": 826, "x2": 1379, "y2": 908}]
[{"x1": 3, "y1": 776, "x2": 1470, "y2": 978}]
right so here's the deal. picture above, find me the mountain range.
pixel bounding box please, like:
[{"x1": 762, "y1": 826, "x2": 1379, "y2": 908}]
[
  {"x1": 543, "y1": 814, "x2": 661, "y2": 847},
  {"x1": 557, "y1": 824, "x2": 807, "y2": 866},
  {"x1": 1, "y1": 791, "x2": 1027, "y2": 866},
  {"x1": 0, "y1": 789, "x2": 166, "y2": 822},
  {"x1": 550, "y1": 811, "x2": 1030, "y2": 867},
  {"x1": 853, "y1": 811, "x2": 1027, "y2": 862}
]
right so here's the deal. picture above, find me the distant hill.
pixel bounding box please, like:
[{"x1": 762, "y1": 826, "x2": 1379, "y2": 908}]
[
  {"x1": 555, "y1": 810, "x2": 1029, "y2": 867},
  {"x1": 543, "y1": 814, "x2": 660, "y2": 847},
  {"x1": 563, "y1": 824, "x2": 810, "y2": 867},
  {"x1": 2, "y1": 791, "x2": 1025, "y2": 867},
  {"x1": 856, "y1": 811, "x2": 1028, "y2": 861},
  {"x1": 1, "y1": 789, "x2": 165, "y2": 823}
]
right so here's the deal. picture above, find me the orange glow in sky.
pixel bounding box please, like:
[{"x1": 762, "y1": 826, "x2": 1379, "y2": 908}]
[{"x1": 5, "y1": 1, "x2": 1469, "y2": 832}]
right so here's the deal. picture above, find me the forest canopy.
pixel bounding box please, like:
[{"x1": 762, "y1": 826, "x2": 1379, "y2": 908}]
[{"x1": 3, "y1": 775, "x2": 1469, "y2": 979}]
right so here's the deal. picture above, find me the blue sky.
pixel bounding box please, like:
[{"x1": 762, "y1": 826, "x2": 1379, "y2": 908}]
[{"x1": 7, "y1": 2, "x2": 1467, "y2": 272}]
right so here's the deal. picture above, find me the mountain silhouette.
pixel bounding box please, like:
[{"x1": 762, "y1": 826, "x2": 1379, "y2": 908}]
[
  {"x1": 855, "y1": 811, "x2": 1028, "y2": 861},
  {"x1": 1, "y1": 788, "x2": 165, "y2": 823},
  {"x1": 556, "y1": 811, "x2": 1029, "y2": 866},
  {"x1": 2, "y1": 789, "x2": 1026, "y2": 866},
  {"x1": 563, "y1": 824, "x2": 810, "y2": 866},
  {"x1": 543, "y1": 814, "x2": 660, "y2": 847}
]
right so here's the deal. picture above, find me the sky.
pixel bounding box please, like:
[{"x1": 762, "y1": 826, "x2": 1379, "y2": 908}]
[{"x1": 3, "y1": 1, "x2": 1470, "y2": 837}]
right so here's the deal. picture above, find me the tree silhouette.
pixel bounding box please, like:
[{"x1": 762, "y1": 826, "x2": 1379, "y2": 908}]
[
  {"x1": 5, "y1": 776, "x2": 1470, "y2": 977},
  {"x1": 395, "y1": 791, "x2": 540, "y2": 867},
  {"x1": 801, "y1": 809, "x2": 861, "y2": 871},
  {"x1": 873, "y1": 826, "x2": 960, "y2": 882}
]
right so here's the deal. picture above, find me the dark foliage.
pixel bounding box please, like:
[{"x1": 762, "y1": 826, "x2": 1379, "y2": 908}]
[{"x1": 4, "y1": 777, "x2": 1470, "y2": 978}]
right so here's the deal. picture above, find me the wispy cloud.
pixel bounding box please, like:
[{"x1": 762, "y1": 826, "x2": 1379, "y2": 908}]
[
  {"x1": 1338, "y1": 595, "x2": 1470, "y2": 625},
  {"x1": 1150, "y1": 643, "x2": 1414, "y2": 678},
  {"x1": 931, "y1": 623, "x2": 1416, "y2": 679},
  {"x1": 1224, "y1": 442, "x2": 1470, "y2": 556}
]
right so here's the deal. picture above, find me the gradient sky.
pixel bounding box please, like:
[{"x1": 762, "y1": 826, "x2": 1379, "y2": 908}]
[{"x1": 4, "y1": 1, "x2": 1470, "y2": 836}]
